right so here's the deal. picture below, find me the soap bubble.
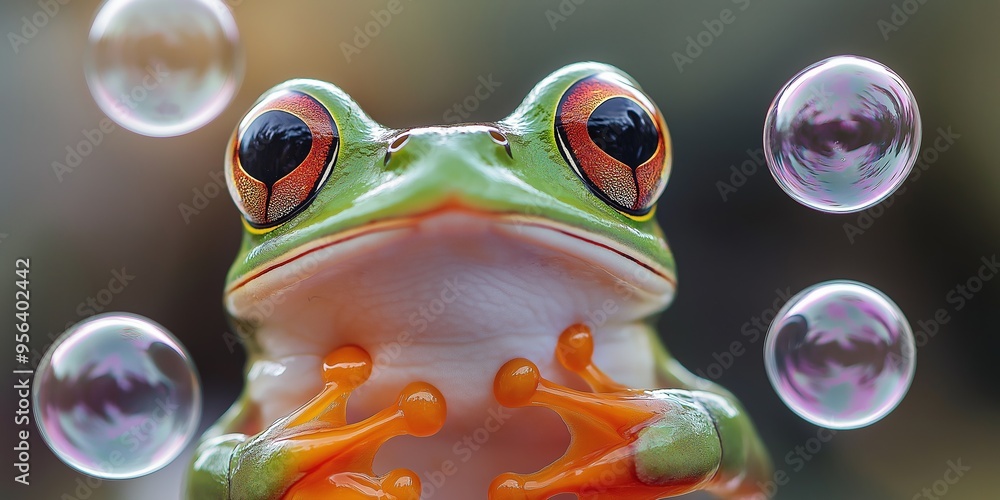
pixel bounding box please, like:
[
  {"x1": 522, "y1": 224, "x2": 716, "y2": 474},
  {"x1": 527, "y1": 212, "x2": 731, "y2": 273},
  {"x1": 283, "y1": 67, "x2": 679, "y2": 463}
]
[
  {"x1": 84, "y1": 0, "x2": 243, "y2": 137},
  {"x1": 763, "y1": 55, "x2": 921, "y2": 213},
  {"x1": 33, "y1": 313, "x2": 201, "y2": 479},
  {"x1": 764, "y1": 280, "x2": 915, "y2": 429}
]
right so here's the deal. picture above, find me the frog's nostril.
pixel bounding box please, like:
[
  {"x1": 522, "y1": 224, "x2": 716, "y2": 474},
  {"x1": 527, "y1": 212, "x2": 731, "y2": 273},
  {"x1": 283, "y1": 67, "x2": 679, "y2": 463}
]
[
  {"x1": 487, "y1": 128, "x2": 507, "y2": 145},
  {"x1": 384, "y1": 132, "x2": 411, "y2": 165},
  {"x1": 486, "y1": 126, "x2": 513, "y2": 158},
  {"x1": 388, "y1": 132, "x2": 410, "y2": 152}
]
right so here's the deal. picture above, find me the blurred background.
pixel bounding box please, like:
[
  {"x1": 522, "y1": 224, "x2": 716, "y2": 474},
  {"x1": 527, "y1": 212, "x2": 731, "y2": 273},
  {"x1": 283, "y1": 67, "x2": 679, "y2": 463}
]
[{"x1": 2, "y1": 0, "x2": 998, "y2": 498}]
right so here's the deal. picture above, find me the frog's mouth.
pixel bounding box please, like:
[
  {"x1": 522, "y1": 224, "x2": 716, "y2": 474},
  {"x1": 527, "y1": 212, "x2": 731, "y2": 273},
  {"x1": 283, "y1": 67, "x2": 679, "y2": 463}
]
[
  {"x1": 227, "y1": 207, "x2": 675, "y2": 307},
  {"x1": 224, "y1": 208, "x2": 676, "y2": 375}
]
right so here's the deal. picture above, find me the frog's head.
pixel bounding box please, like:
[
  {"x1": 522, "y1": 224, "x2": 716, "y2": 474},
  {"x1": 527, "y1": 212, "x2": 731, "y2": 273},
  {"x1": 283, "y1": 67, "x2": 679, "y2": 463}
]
[{"x1": 221, "y1": 62, "x2": 677, "y2": 348}]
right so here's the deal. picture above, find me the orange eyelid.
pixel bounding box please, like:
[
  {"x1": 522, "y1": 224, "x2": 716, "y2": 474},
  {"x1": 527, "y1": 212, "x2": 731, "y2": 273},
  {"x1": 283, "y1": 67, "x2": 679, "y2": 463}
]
[
  {"x1": 265, "y1": 97, "x2": 335, "y2": 222},
  {"x1": 231, "y1": 154, "x2": 269, "y2": 224},
  {"x1": 227, "y1": 90, "x2": 339, "y2": 228},
  {"x1": 555, "y1": 73, "x2": 670, "y2": 216}
]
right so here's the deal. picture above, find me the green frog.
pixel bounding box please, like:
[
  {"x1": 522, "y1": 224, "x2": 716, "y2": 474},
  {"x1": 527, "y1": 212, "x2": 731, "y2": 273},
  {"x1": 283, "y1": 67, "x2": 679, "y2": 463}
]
[{"x1": 185, "y1": 62, "x2": 771, "y2": 499}]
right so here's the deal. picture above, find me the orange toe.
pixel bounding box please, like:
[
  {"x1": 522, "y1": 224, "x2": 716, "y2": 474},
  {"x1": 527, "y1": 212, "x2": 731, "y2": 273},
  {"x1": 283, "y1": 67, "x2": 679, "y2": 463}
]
[
  {"x1": 489, "y1": 325, "x2": 719, "y2": 499},
  {"x1": 276, "y1": 345, "x2": 446, "y2": 499}
]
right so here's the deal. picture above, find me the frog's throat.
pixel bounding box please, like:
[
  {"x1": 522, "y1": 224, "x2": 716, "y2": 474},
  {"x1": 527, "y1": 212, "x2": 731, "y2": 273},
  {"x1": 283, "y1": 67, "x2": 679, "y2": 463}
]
[{"x1": 225, "y1": 208, "x2": 676, "y2": 320}]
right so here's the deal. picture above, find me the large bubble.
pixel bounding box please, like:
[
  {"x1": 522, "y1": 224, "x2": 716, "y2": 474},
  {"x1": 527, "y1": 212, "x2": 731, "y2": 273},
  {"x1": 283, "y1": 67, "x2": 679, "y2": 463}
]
[
  {"x1": 764, "y1": 55, "x2": 920, "y2": 213},
  {"x1": 33, "y1": 313, "x2": 201, "y2": 478},
  {"x1": 84, "y1": 0, "x2": 243, "y2": 137},
  {"x1": 764, "y1": 280, "x2": 915, "y2": 429}
]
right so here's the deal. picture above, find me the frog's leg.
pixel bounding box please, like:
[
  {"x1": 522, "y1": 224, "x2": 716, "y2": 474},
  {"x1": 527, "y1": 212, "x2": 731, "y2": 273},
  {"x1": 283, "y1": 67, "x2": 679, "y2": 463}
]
[
  {"x1": 648, "y1": 326, "x2": 774, "y2": 498},
  {"x1": 185, "y1": 345, "x2": 446, "y2": 500},
  {"x1": 489, "y1": 324, "x2": 771, "y2": 499}
]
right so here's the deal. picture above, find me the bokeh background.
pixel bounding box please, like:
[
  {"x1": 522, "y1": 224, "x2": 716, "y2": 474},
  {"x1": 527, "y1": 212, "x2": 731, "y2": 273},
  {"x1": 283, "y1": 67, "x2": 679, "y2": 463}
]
[{"x1": 2, "y1": 0, "x2": 998, "y2": 498}]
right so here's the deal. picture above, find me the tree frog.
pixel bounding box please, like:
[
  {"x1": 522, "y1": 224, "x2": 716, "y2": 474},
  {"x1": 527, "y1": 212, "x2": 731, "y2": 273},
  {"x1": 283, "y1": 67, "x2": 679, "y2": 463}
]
[{"x1": 185, "y1": 62, "x2": 771, "y2": 499}]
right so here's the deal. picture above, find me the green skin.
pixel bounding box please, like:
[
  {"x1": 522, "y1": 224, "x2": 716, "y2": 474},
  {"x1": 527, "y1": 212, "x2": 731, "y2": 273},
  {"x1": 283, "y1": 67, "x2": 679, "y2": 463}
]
[{"x1": 185, "y1": 62, "x2": 771, "y2": 499}]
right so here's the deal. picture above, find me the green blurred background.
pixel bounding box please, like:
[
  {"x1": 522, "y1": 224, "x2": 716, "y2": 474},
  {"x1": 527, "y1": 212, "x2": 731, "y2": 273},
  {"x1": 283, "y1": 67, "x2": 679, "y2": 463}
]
[{"x1": 2, "y1": 0, "x2": 998, "y2": 498}]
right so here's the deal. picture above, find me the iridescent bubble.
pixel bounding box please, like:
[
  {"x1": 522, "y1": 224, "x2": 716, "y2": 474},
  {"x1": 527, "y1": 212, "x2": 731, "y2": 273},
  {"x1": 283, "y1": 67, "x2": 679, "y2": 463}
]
[
  {"x1": 764, "y1": 280, "x2": 915, "y2": 429},
  {"x1": 33, "y1": 313, "x2": 201, "y2": 478},
  {"x1": 84, "y1": 0, "x2": 243, "y2": 137},
  {"x1": 763, "y1": 55, "x2": 921, "y2": 213}
]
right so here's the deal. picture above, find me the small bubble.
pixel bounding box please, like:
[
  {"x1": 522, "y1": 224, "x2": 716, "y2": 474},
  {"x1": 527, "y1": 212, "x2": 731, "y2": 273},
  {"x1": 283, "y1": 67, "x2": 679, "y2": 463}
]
[
  {"x1": 764, "y1": 280, "x2": 915, "y2": 429},
  {"x1": 764, "y1": 55, "x2": 921, "y2": 213},
  {"x1": 33, "y1": 313, "x2": 201, "y2": 478},
  {"x1": 84, "y1": 0, "x2": 244, "y2": 137}
]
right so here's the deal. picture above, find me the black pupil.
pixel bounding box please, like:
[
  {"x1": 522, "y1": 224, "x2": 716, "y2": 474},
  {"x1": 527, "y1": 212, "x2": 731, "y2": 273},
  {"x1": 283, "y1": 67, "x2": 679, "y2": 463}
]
[
  {"x1": 238, "y1": 110, "x2": 313, "y2": 186},
  {"x1": 587, "y1": 97, "x2": 658, "y2": 168}
]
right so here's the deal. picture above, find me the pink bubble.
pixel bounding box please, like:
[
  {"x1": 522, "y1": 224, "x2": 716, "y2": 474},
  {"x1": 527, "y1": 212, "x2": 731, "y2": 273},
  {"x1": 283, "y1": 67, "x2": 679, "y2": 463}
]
[
  {"x1": 764, "y1": 56, "x2": 921, "y2": 213},
  {"x1": 764, "y1": 281, "x2": 915, "y2": 429},
  {"x1": 33, "y1": 313, "x2": 201, "y2": 478}
]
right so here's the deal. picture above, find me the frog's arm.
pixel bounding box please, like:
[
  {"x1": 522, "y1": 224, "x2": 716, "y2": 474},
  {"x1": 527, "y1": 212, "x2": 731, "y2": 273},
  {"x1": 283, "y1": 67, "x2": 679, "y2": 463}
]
[
  {"x1": 184, "y1": 347, "x2": 447, "y2": 500},
  {"x1": 184, "y1": 390, "x2": 255, "y2": 499},
  {"x1": 650, "y1": 330, "x2": 773, "y2": 498},
  {"x1": 185, "y1": 381, "x2": 310, "y2": 499},
  {"x1": 489, "y1": 324, "x2": 771, "y2": 499}
]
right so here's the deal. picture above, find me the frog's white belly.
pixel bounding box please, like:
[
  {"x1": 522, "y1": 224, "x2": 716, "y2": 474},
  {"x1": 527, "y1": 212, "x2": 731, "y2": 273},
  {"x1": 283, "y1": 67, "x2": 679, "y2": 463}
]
[{"x1": 227, "y1": 211, "x2": 674, "y2": 497}]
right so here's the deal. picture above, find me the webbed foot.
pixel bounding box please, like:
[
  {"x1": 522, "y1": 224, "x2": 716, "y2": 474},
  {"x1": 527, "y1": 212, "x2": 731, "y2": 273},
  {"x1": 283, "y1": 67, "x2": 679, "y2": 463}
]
[
  {"x1": 489, "y1": 325, "x2": 722, "y2": 499},
  {"x1": 230, "y1": 345, "x2": 446, "y2": 500}
]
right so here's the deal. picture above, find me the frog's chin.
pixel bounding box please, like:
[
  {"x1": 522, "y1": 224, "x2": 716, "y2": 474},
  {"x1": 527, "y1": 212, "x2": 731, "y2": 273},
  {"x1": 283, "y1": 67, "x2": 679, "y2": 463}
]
[
  {"x1": 227, "y1": 208, "x2": 674, "y2": 316},
  {"x1": 226, "y1": 205, "x2": 675, "y2": 362}
]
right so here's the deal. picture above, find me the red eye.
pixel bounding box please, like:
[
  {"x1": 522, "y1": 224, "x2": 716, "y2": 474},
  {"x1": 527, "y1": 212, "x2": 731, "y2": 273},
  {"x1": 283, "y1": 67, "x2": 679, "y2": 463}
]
[
  {"x1": 227, "y1": 90, "x2": 339, "y2": 228},
  {"x1": 555, "y1": 73, "x2": 670, "y2": 216}
]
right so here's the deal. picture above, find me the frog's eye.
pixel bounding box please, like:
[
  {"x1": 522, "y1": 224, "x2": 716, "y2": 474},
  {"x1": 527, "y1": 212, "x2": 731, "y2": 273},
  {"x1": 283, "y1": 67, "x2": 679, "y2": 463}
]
[
  {"x1": 226, "y1": 90, "x2": 339, "y2": 228},
  {"x1": 554, "y1": 73, "x2": 670, "y2": 217}
]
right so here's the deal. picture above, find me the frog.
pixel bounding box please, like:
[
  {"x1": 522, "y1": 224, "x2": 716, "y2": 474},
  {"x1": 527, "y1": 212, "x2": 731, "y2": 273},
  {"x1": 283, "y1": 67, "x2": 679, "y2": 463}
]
[{"x1": 185, "y1": 62, "x2": 772, "y2": 499}]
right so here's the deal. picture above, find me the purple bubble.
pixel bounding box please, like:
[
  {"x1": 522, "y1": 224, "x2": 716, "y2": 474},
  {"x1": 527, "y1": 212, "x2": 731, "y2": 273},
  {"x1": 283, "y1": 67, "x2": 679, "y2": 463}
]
[
  {"x1": 764, "y1": 56, "x2": 921, "y2": 213},
  {"x1": 764, "y1": 281, "x2": 915, "y2": 429},
  {"x1": 33, "y1": 313, "x2": 200, "y2": 478}
]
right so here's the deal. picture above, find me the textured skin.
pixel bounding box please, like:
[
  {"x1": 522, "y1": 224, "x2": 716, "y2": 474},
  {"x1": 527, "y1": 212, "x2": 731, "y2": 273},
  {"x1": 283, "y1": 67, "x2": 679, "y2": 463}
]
[
  {"x1": 633, "y1": 396, "x2": 722, "y2": 487},
  {"x1": 555, "y1": 74, "x2": 669, "y2": 213}
]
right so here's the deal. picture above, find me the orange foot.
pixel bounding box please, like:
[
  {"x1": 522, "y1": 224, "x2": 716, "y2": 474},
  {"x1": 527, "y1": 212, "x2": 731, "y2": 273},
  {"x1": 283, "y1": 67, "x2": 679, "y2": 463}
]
[
  {"x1": 239, "y1": 345, "x2": 446, "y2": 500},
  {"x1": 490, "y1": 325, "x2": 723, "y2": 500}
]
